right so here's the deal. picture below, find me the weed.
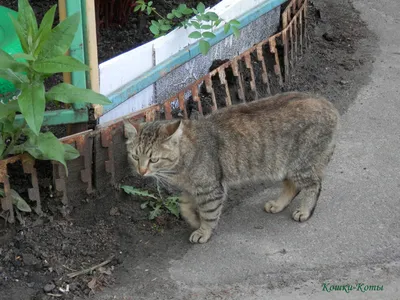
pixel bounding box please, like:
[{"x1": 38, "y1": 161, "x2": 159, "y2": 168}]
[
  {"x1": 135, "y1": 1, "x2": 241, "y2": 55},
  {"x1": 120, "y1": 185, "x2": 180, "y2": 220}
]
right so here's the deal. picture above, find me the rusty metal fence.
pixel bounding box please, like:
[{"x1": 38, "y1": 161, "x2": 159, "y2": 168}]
[{"x1": 0, "y1": 0, "x2": 309, "y2": 223}]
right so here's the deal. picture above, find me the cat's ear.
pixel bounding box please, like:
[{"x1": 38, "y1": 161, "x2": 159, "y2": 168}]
[
  {"x1": 124, "y1": 121, "x2": 140, "y2": 139},
  {"x1": 162, "y1": 120, "x2": 183, "y2": 140}
]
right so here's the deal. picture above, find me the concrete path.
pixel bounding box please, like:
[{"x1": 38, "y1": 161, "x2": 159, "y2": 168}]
[{"x1": 95, "y1": 0, "x2": 400, "y2": 299}]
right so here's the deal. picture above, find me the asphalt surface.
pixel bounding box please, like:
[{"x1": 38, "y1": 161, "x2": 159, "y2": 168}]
[{"x1": 95, "y1": 0, "x2": 400, "y2": 299}]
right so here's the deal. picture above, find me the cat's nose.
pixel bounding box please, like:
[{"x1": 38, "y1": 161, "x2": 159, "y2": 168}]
[{"x1": 138, "y1": 167, "x2": 149, "y2": 176}]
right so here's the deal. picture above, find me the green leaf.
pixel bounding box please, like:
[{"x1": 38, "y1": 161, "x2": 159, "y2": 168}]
[
  {"x1": 201, "y1": 14, "x2": 210, "y2": 21},
  {"x1": 25, "y1": 131, "x2": 70, "y2": 174},
  {"x1": 10, "y1": 189, "x2": 32, "y2": 212},
  {"x1": 34, "y1": 5, "x2": 57, "y2": 55},
  {"x1": 0, "y1": 49, "x2": 29, "y2": 73},
  {"x1": 188, "y1": 31, "x2": 202, "y2": 39},
  {"x1": 173, "y1": 10, "x2": 182, "y2": 18},
  {"x1": 224, "y1": 23, "x2": 231, "y2": 34},
  {"x1": 17, "y1": 0, "x2": 38, "y2": 46},
  {"x1": 232, "y1": 26, "x2": 240, "y2": 38},
  {"x1": 206, "y1": 12, "x2": 219, "y2": 21},
  {"x1": 38, "y1": 12, "x2": 80, "y2": 60},
  {"x1": 149, "y1": 204, "x2": 162, "y2": 220},
  {"x1": 167, "y1": 13, "x2": 174, "y2": 19},
  {"x1": 0, "y1": 69, "x2": 28, "y2": 86},
  {"x1": 120, "y1": 185, "x2": 158, "y2": 200},
  {"x1": 190, "y1": 21, "x2": 201, "y2": 29},
  {"x1": 160, "y1": 24, "x2": 171, "y2": 31},
  {"x1": 134, "y1": 5, "x2": 141, "y2": 12},
  {"x1": 214, "y1": 19, "x2": 222, "y2": 27},
  {"x1": 199, "y1": 39, "x2": 210, "y2": 55},
  {"x1": 201, "y1": 24, "x2": 213, "y2": 30},
  {"x1": 0, "y1": 101, "x2": 20, "y2": 119},
  {"x1": 1, "y1": 188, "x2": 33, "y2": 212},
  {"x1": 140, "y1": 202, "x2": 149, "y2": 209},
  {"x1": 166, "y1": 197, "x2": 180, "y2": 218},
  {"x1": 151, "y1": 20, "x2": 159, "y2": 27},
  {"x1": 202, "y1": 32, "x2": 216, "y2": 39},
  {"x1": 9, "y1": 14, "x2": 29, "y2": 53},
  {"x1": 229, "y1": 19, "x2": 241, "y2": 26},
  {"x1": 46, "y1": 83, "x2": 111, "y2": 105},
  {"x1": 149, "y1": 24, "x2": 160, "y2": 36},
  {"x1": 12, "y1": 53, "x2": 35, "y2": 61},
  {"x1": 33, "y1": 56, "x2": 89, "y2": 73},
  {"x1": 18, "y1": 82, "x2": 45, "y2": 135},
  {"x1": 148, "y1": 1, "x2": 153, "y2": 6},
  {"x1": 197, "y1": 2, "x2": 206, "y2": 13},
  {"x1": 183, "y1": 8, "x2": 193, "y2": 15},
  {"x1": 63, "y1": 144, "x2": 80, "y2": 161},
  {"x1": 178, "y1": 4, "x2": 187, "y2": 11}
]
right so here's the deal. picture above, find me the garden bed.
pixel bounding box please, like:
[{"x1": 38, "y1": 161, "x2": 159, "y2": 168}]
[
  {"x1": 3, "y1": 0, "x2": 222, "y2": 64},
  {"x1": 0, "y1": 0, "x2": 377, "y2": 299}
]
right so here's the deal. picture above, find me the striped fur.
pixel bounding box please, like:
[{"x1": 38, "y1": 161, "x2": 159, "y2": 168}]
[{"x1": 124, "y1": 92, "x2": 339, "y2": 243}]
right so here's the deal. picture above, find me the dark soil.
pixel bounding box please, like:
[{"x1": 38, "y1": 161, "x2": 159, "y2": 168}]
[{"x1": 0, "y1": 0, "x2": 377, "y2": 299}]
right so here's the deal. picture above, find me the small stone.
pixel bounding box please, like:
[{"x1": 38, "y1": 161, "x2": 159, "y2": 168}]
[
  {"x1": 27, "y1": 282, "x2": 35, "y2": 288},
  {"x1": 109, "y1": 207, "x2": 120, "y2": 216},
  {"x1": 43, "y1": 282, "x2": 55, "y2": 293},
  {"x1": 322, "y1": 32, "x2": 334, "y2": 42}
]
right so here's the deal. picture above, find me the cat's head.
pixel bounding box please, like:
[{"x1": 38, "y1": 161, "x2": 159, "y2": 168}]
[{"x1": 124, "y1": 120, "x2": 183, "y2": 178}]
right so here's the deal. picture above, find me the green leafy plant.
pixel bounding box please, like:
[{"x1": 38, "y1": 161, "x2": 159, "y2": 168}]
[
  {"x1": 0, "y1": 0, "x2": 111, "y2": 172},
  {"x1": 120, "y1": 185, "x2": 180, "y2": 220},
  {"x1": 0, "y1": 188, "x2": 32, "y2": 224},
  {"x1": 135, "y1": 1, "x2": 241, "y2": 55}
]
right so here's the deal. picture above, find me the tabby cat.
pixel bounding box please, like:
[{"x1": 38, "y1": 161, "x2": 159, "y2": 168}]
[{"x1": 124, "y1": 92, "x2": 339, "y2": 244}]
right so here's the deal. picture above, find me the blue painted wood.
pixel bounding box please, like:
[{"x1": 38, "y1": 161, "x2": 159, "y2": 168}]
[{"x1": 103, "y1": 0, "x2": 286, "y2": 113}]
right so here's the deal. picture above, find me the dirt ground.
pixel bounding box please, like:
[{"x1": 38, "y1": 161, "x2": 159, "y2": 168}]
[{"x1": 0, "y1": 0, "x2": 376, "y2": 299}]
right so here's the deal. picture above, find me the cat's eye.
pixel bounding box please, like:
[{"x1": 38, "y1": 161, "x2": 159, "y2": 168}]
[
  {"x1": 150, "y1": 158, "x2": 159, "y2": 163},
  {"x1": 132, "y1": 155, "x2": 139, "y2": 160}
]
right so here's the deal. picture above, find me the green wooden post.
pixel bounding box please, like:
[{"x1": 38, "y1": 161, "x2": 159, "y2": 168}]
[{"x1": 65, "y1": 0, "x2": 89, "y2": 133}]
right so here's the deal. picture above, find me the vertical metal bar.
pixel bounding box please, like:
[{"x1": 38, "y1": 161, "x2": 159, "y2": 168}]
[
  {"x1": 299, "y1": 8, "x2": 303, "y2": 53},
  {"x1": 164, "y1": 101, "x2": 173, "y2": 120},
  {"x1": 191, "y1": 84, "x2": 205, "y2": 114},
  {"x1": 256, "y1": 44, "x2": 271, "y2": 95},
  {"x1": 269, "y1": 36, "x2": 284, "y2": 87},
  {"x1": 244, "y1": 53, "x2": 258, "y2": 99},
  {"x1": 21, "y1": 155, "x2": 42, "y2": 215},
  {"x1": 283, "y1": 28, "x2": 290, "y2": 83},
  {"x1": 53, "y1": 162, "x2": 68, "y2": 206},
  {"x1": 101, "y1": 130, "x2": 115, "y2": 186},
  {"x1": 178, "y1": 92, "x2": 188, "y2": 119},
  {"x1": 204, "y1": 76, "x2": 217, "y2": 111},
  {"x1": 293, "y1": 15, "x2": 298, "y2": 62},
  {"x1": 231, "y1": 58, "x2": 246, "y2": 102},
  {"x1": 0, "y1": 160, "x2": 14, "y2": 223},
  {"x1": 218, "y1": 68, "x2": 232, "y2": 106}
]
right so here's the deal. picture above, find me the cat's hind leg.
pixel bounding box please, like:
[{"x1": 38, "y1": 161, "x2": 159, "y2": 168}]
[
  {"x1": 180, "y1": 192, "x2": 200, "y2": 229},
  {"x1": 290, "y1": 172, "x2": 322, "y2": 222},
  {"x1": 265, "y1": 179, "x2": 298, "y2": 214}
]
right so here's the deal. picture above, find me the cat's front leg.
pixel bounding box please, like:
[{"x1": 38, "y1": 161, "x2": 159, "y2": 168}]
[
  {"x1": 179, "y1": 192, "x2": 200, "y2": 229},
  {"x1": 189, "y1": 185, "x2": 226, "y2": 244}
]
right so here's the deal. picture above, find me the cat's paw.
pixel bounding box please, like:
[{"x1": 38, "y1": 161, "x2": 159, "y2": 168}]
[
  {"x1": 264, "y1": 200, "x2": 286, "y2": 213},
  {"x1": 292, "y1": 209, "x2": 311, "y2": 222},
  {"x1": 189, "y1": 228, "x2": 212, "y2": 244}
]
